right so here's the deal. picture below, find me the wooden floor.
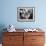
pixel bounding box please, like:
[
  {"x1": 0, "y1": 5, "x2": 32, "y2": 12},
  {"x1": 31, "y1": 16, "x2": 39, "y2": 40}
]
[{"x1": 0, "y1": 43, "x2": 45, "y2": 46}]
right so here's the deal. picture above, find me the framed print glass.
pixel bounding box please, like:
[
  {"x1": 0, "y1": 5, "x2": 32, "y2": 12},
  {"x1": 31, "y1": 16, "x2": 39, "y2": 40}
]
[{"x1": 17, "y1": 7, "x2": 35, "y2": 22}]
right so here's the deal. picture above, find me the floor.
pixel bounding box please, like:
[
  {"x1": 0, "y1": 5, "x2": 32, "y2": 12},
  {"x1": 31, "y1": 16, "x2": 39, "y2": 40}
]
[
  {"x1": 0, "y1": 44, "x2": 2, "y2": 46},
  {"x1": 0, "y1": 44, "x2": 46, "y2": 46}
]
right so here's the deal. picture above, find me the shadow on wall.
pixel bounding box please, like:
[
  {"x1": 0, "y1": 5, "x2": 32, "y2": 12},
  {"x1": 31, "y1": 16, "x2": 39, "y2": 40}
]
[{"x1": 0, "y1": 24, "x2": 7, "y2": 43}]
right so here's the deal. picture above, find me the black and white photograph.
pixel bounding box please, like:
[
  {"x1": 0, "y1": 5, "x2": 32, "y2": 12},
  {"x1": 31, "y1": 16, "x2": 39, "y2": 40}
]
[{"x1": 17, "y1": 7, "x2": 35, "y2": 22}]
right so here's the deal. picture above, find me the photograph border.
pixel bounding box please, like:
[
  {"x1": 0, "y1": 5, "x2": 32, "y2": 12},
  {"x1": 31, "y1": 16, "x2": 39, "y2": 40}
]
[{"x1": 17, "y1": 7, "x2": 35, "y2": 22}]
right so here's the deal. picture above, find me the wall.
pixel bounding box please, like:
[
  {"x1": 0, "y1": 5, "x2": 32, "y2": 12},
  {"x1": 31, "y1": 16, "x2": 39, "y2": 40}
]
[
  {"x1": 0, "y1": 0, "x2": 46, "y2": 28},
  {"x1": 0, "y1": 0, "x2": 46, "y2": 43},
  {"x1": 0, "y1": 0, "x2": 46, "y2": 29}
]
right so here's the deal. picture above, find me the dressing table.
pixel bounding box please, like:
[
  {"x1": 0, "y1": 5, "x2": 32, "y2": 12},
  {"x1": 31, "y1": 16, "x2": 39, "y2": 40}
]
[{"x1": 2, "y1": 29, "x2": 45, "y2": 46}]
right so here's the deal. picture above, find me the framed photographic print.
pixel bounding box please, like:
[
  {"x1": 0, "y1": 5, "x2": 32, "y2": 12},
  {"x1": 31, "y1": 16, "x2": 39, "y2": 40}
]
[{"x1": 17, "y1": 7, "x2": 35, "y2": 22}]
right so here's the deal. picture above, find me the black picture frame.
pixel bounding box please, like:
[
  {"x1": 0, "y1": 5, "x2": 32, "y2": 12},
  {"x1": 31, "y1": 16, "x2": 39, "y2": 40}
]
[{"x1": 17, "y1": 7, "x2": 35, "y2": 22}]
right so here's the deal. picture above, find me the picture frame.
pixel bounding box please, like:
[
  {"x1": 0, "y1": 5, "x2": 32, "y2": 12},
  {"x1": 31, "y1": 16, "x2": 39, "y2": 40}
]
[{"x1": 17, "y1": 7, "x2": 35, "y2": 22}]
